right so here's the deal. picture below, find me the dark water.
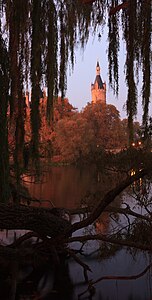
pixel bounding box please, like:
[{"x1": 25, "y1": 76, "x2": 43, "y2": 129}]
[{"x1": 1, "y1": 166, "x2": 152, "y2": 299}]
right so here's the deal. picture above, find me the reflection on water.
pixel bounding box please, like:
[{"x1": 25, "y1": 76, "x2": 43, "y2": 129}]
[
  {"x1": 24, "y1": 165, "x2": 100, "y2": 208},
  {"x1": 69, "y1": 212, "x2": 152, "y2": 300},
  {"x1": 23, "y1": 165, "x2": 120, "y2": 209},
  {"x1": 95, "y1": 212, "x2": 110, "y2": 234},
  {"x1": 69, "y1": 249, "x2": 152, "y2": 300},
  {"x1": 0, "y1": 165, "x2": 152, "y2": 299}
]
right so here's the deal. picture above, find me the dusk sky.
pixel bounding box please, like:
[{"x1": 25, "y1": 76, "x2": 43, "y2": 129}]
[{"x1": 66, "y1": 31, "x2": 152, "y2": 124}]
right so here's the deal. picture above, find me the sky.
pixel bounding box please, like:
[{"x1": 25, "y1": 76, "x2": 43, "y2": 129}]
[{"x1": 66, "y1": 31, "x2": 151, "y2": 124}]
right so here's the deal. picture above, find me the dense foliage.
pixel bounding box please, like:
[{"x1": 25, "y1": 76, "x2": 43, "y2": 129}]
[
  {"x1": 54, "y1": 102, "x2": 127, "y2": 162},
  {"x1": 22, "y1": 98, "x2": 141, "y2": 163}
]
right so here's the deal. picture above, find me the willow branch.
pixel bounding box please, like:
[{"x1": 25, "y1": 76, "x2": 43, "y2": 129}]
[
  {"x1": 10, "y1": 231, "x2": 40, "y2": 247},
  {"x1": 106, "y1": 205, "x2": 150, "y2": 221},
  {"x1": 68, "y1": 233, "x2": 152, "y2": 252},
  {"x1": 66, "y1": 168, "x2": 150, "y2": 236},
  {"x1": 109, "y1": 2, "x2": 129, "y2": 16},
  {"x1": 67, "y1": 248, "x2": 91, "y2": 283},
  {"x1": 69, "y1": 205, "x2": 150, "y2": 222},
  {"x1": 79, "y1": 261, "x2": 152, "y2": 298},
  {"x1": 80, "y1": 0, "x2": 95, "y2": 4}
]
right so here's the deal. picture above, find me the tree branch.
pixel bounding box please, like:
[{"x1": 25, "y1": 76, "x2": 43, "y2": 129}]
[
  {"x1": 68, "y1": 233, "x2": 152, "y2": 251},
  {"x1": 106, "y1": 205, "x2": 150, "y2": 221},
  {"x1": 79, "y1": 261, "x2": 152, "y2": 298},
  {"x1": 66, "y1": 168, "x2": 150, "y2": 236},
  {"x1": 10, "y1": 231, "x2": 40, "y2": 247},
  {"x1": 80, "y1": 0, "x2": 95, "y2": 4},
  {"x1": 0, "y1": 204, "x2": 70, "y2": 238},
  {"x1": 109, "y1": 2, "x2": 129, "y2": 16},
  {"x1": 67, "y1": 248, "x2": 91, "y2": 283},
  {"x1": 70, "y1": 204, "x2": 150, "y2": 222}
]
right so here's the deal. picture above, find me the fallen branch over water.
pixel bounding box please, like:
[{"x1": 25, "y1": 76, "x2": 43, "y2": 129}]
[
  {"x1": 66, "y1": 168, "x2": 150, "y2": 236},
  {"x1": 0, "y1": 167, "x2": 151, "y2": 300},
  {"x1": 0, "y1": 204, "x2": 70, "y2": 238},
  {"x1": 78, "y1": 261, "x2": 152, "y2": 298}
]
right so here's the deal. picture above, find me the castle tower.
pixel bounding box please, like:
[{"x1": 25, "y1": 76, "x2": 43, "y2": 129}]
[{"x1": 91, "y1": 61, "x2": 106, "y2": 104}]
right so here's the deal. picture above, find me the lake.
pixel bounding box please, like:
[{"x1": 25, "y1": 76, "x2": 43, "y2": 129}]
[{"x1": 2, "y1": 165, "x2": 152, "y2": 299}]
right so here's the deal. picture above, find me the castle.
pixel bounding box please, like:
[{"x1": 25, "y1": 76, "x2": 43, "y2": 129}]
[{"x1": 91, "y1": 61, "x2": 106, "y2": 104}]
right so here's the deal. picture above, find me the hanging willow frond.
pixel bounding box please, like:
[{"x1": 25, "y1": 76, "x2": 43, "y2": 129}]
[
  {"x1": 66, "y1": 1, "x2": 76, "y2": 69},
  {"x1": 125, "y1": 0, "x2": 138, "y2": 144},
  {"x1": 141, "y1": 0, "x2": 151, "y2": 137},
  {"x1": 30, "y1": 0, "x2": 42, "y2": 162},
  {"x1": 108, "y1": 0, "x2": 120, "y2": 95},
  {"x1": 59, "y1": 1, "x2": 68, "y2": 100},
  {"x1": 8, "y1": 0, "x2": 20, "y2": 117},
  {"x1": 0, "y1": 21, "x2": 10, "y2": 202},
  {"x1": 46, "y1": 0, "x2": 58, "y2": 123}
]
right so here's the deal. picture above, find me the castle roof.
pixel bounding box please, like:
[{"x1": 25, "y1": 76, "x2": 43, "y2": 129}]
[{"x1": 94, "y1": 75, "x2": 104, "y2": 89}]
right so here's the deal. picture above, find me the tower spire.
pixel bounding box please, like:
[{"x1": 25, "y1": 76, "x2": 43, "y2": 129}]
[{"x1": 96, "y1": 61, "x2": 100, "y2": 76}]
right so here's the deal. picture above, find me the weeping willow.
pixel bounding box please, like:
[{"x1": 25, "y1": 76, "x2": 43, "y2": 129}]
[
  {"x1": 0, "y1": 20, "x2": 10, "y2": 202},
  {"x1": 0, "y1": 0, "x2": 151, "y2": 200}
]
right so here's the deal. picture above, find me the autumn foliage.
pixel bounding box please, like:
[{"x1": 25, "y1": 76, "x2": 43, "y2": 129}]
[{"x1": 19, "y1": 96, "x2": 141, "y2": 164}]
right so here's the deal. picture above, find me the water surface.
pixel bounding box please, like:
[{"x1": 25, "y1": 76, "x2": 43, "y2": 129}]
[{"x1": 3, "y1": 166, "x2": 152, "y2": 299}]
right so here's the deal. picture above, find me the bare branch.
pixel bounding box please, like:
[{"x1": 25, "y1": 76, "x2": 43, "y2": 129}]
[
  {"x1": 79, "y1": 261, "x2": 152, "y2": 298},
  {"x1": 106, "y1": 205, "x2": 150, "y2": 221},
  {"x1": 67, "y1": 248, "x2": 91, "y2": 283},
  {"x1": 10, "y1": 231, "x2": 40, "y2": 247},
  {"x1": 70, "y1": 204, "x2": 151, "y2": 222},
  {"x1": 80, "y1": 0, "x2": 95, "y2": 4},
  {"x1": 66, "y1": 168, "x2": 150, "y2": 236},
  {"x1": 109, "y1": 2, "x2": 129, "y2": 16},
  {"x1": 68, "y1": 233, "x2": 152, "y2": 252}
]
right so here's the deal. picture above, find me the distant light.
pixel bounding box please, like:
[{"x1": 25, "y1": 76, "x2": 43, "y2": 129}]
[
  {"x1": 131, "y1": 169, "x2": 136, "y2": 176},
  {"x1": 132, "y1": 142, "x2": 135, "y2": 147},
  {"x1": 138, "y1": 141, "x2": 141, "y2": 145}
]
